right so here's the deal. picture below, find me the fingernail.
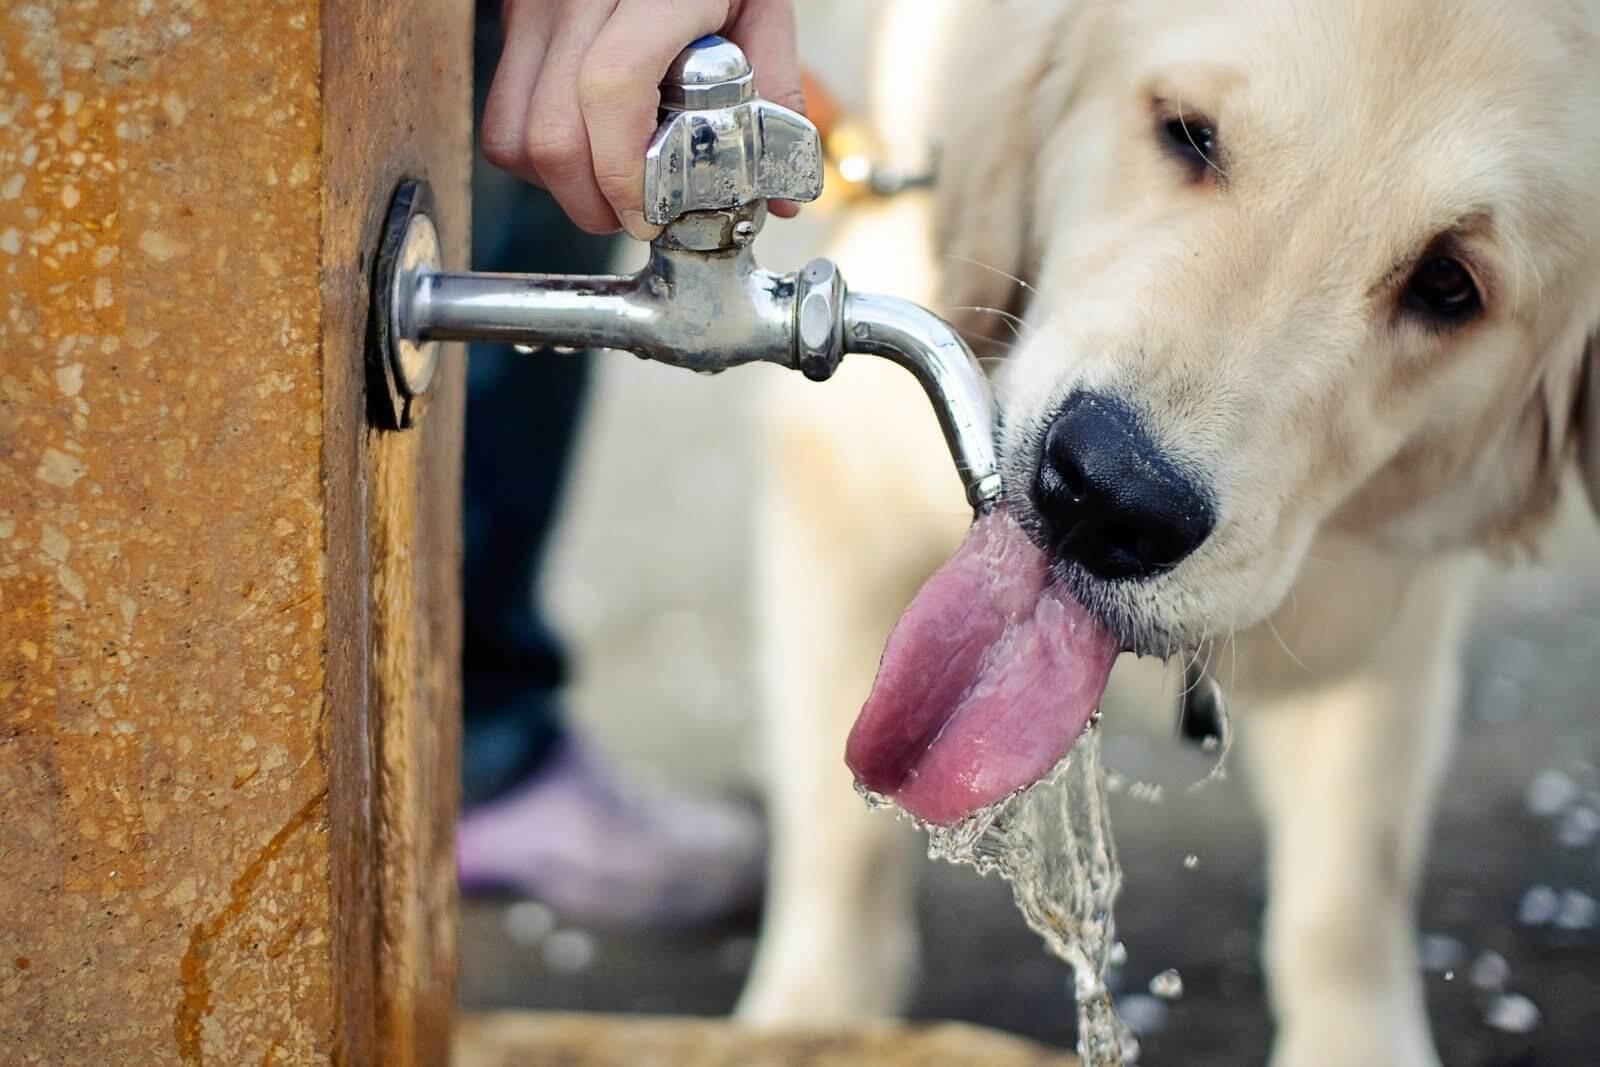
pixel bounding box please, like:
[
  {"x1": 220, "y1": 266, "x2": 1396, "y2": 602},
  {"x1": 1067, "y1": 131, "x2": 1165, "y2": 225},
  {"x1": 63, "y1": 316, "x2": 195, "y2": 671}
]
[{"x1": 622, "y1": 211, "x2": 661, "y2": 242}]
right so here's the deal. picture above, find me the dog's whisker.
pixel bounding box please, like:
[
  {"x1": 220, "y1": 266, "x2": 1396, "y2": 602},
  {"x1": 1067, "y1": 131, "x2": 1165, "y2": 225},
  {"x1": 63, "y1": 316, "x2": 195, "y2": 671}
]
[
  {"x1": 1177, "y1": 651, "x2": 1201, "y2": 696},
  {"x1": 1226, "y1": 628, "x2": 1241, "y2": 694},
  {"x1": 1263, "y1": 615, "x2": 1307, "y2": 671},
  {"x1": 1202, "y1": 643, "x2": 1220, "y2": 698},
  {"x1": 1176, "y1": 608, "x2": 1215, "y2": 681},
  {"x1": 943, "y1": 253, "x2": 1038, "y2": 294},
  {"x1": 944, "y1": 304, "x2": 1033, "y2": 344},
  {"x1": 945, "y1": 304, "x2": 1032, "y2": 329},
  {"x1": 960, "y1": 334, "x2": 1018, "y2": 354},
  {"x1": 1195, "y1": 637, "x2": 1218, "y2": 691}
]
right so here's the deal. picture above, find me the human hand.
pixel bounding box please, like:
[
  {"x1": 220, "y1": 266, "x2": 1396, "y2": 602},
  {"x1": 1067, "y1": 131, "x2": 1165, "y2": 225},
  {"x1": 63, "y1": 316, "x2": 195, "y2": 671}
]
[{"x1": 482, "y1": 0, "x2": 805, "y2": 241}]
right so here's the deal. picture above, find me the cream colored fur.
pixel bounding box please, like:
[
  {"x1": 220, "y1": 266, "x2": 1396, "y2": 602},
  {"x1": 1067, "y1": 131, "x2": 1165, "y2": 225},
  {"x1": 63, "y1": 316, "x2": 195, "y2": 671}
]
[{"x1": 738, "y1": 1, "x2": 1600, "y2": 1064}]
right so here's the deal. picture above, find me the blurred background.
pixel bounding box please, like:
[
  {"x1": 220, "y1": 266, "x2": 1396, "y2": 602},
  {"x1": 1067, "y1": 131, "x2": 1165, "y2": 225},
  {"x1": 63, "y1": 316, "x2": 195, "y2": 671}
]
[{"x1": 455, "y1": 5, "x2": 1600, "y2": 1065}]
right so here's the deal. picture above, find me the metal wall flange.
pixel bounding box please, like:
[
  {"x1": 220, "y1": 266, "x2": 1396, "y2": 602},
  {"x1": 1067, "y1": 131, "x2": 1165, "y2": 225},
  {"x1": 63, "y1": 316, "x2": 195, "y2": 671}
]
[{"x1": 369, "y1": 178, "x2": 443, "y2": 430}]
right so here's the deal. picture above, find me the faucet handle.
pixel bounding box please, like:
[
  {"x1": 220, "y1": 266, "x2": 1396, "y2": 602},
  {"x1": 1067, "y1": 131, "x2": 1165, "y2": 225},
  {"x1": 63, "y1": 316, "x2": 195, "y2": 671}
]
[{"x1": 643, "y1": 35, "x2": 824, "y2": 226}]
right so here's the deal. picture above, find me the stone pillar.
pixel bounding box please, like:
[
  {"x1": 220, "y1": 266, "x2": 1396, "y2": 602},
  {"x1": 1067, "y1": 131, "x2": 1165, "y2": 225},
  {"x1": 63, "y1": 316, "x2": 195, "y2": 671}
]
[{"x1": 0, "y1": 2, "x2": 469, "y2": 1063}]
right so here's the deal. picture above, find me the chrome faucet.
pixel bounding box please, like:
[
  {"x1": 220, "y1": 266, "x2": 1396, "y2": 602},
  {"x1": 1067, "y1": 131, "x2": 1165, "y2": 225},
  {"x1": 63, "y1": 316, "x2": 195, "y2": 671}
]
[{"x1": 371, "y1": 35, "x2": 1001, "y2": 514}]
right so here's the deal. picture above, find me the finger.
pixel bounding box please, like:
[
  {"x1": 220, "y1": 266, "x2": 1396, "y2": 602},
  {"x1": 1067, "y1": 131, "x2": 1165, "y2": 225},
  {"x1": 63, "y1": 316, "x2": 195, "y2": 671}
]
[
  {"x1": 730, "y1": 0, "x2": 805, "y2": 219},
  {"x1": 580, "y1": 0, "x2": 736, "y2": 240},
  {"x1": 480, "y1": 0, "x2": 554, "y2": 181},
  {"x1": 729, "y1": 0, "x2": 804, "y2": 116},
  {"x1": 524, "y1": 0, "x2": 624, "y2": 234}
]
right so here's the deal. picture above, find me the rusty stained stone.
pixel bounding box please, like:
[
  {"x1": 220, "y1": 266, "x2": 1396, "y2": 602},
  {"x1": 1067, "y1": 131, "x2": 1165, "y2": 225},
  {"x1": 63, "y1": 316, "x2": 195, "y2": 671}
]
[
  {"x1": 0, "y1": 3, "x2": 336, "y2": 1065},
  {"x1": 315, "y1": 1, "x2": 471, "y2": 1063}
]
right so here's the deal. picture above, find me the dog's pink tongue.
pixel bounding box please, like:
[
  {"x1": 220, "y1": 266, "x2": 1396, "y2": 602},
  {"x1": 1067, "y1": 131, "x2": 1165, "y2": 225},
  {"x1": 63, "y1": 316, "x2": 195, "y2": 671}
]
[{"x1": 846, "y1": 511, "x2": 1119, "y2": 827}]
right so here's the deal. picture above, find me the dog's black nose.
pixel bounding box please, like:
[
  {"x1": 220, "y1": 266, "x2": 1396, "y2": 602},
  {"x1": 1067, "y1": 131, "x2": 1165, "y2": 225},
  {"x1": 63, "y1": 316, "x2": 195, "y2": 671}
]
[{"x1": 1033, "y1": 392, "x2": 1215, "y2": 580}]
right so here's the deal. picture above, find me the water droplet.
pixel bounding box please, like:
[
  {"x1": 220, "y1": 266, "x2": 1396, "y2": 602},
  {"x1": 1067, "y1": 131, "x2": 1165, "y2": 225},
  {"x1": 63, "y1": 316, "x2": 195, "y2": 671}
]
[
  {"x1": 551, "y1": 345, "x2": 580, "y2": 355},
  {"x1": 1554, "y1": 889, "x2": 1597, "y2": 931},
  {"x1": 541, "y1": 928, "x2": 596, "y2": 973},
  {"x1": 1525, "y1": 768, "x2": 1579, "y2": 817},
  {"x1": 1114, "y1": 993, "x2": 1168, "y2": 1036},
  {"x1": 1556, "y1": 804, "x2": 1600, "y2": 848},
  {"x1": 1518, "y1": 884, "x2": 1560, "y2": 926},
  {"x1": 1483, "y1": 992, "x2": 1542, "y2": 1035},
  {"x1": 854, "y1": 781, "x2": 892, "y2": 811},
  {"x1": 1443, "y1": 970, "x2": 1455, "y2": 982},
  {"x1": 1129, "y1": 782, "x2": 1164, "y2": 804},
  {"x1": 503, "y1": 900, "x2": 555, "y2": 946},
  {"x1": 1469, "y1": 950, "x2": 1509, "y2": 992},
  {"x1": 512, "y1": 343, "x2": 538, "y2": 355},
  {"x1": 1418, "y1": 933, "x2": 1464, "y2": 974},
  {"x1": 1109, "y1": 941, "x2": 1128, "y2": 967},
  {"x1": 1148, "y1": 968, "x2": 1184, "y2": 999},
  {"x1": 1182, "y1": 853, "x2": 1199, "y2": 870}
]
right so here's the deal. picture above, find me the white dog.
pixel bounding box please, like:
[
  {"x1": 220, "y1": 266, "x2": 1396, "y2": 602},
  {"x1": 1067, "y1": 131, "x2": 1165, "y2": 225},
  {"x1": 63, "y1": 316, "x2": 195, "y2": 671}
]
[{"x1": 736, "y1": 3, "x2": 1600, "y2": 1065}]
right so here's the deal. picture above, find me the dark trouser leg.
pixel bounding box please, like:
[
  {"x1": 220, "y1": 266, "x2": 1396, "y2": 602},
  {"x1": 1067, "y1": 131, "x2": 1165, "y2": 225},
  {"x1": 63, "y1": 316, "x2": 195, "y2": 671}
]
[
  {"x1": 461, "y1": 8, "x2": 617, "y2": 806},
  {"x1": 457, "y1": 7, "x2": 766, "y2": 927}
]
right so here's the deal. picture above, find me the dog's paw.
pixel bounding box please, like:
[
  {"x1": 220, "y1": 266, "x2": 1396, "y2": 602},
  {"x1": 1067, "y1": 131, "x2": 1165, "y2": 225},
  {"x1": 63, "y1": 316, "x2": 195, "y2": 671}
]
[
  {"x1": 733, "y1": 923, "x2": 919, "y2": 1025},
  {"x1": 1270, "y1": 1008, "x2": 1440, "y2": 1067}
]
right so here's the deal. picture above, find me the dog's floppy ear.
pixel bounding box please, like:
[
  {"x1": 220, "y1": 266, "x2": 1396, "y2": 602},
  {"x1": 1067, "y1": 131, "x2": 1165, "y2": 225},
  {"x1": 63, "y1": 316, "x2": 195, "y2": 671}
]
[{"x1": 932, "y1": 2, "x2": 1091, "y2": 350}]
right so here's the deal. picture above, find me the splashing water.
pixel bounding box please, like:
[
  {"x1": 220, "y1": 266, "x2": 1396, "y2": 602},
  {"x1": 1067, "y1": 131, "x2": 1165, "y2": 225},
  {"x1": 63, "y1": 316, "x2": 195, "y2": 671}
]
[
  {"x1": 1483, "y1": 992, "x2": 1543, "y2": 1035},
  {"x1": 862, "y1": 729, "x2": 1136, "y2": 1065},
  {"x1": 1147, "y1": 968, "x2": 1185, "y2": 1000},
  {"x1": 1468, "y1": 950, "x2": 1509, "y2": 992}
]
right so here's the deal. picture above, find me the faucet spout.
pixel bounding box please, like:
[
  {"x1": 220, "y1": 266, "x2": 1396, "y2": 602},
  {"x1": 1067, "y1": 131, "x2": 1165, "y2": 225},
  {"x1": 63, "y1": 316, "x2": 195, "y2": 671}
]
[
  {"x1": 841, "y1": 293, "x2": 1003, "y2": 513},
  {"x1": 410, "y1": 270, "x2": 652, "y2": 352},
  {"x1": 409, "y1": 241, "x2": 798, "y2": 374},
  {"x1": 383, "y1": 213, "x2": 1002, "y2": 513}
]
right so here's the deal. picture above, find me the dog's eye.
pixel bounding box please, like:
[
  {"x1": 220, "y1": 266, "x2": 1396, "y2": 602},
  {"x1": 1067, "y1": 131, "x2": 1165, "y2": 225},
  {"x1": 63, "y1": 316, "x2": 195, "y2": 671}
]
[
  {"x1": 1403, "y1": 256, "x2": 1481, "y2": 324},
  {"x1": 1159, "y1": 114, "x2": 1218, "y2": 179}
]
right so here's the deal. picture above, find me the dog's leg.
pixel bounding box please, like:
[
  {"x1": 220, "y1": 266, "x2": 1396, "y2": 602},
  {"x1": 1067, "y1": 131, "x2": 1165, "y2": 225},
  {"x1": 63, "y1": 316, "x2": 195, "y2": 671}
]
[
  {"x1": 735, "y1": 172, "x2": 972, "y2": 1017},
  {"x1": 735, "y1": 351, "x2": 967, "y2": 1023},
  {"x1": 1240, "y1": 552, "x2": 1479, "y2": 1067},
  {"x1": 734, "y1": 5, "x2": 963, "y2": 1003},
  {"x1": 736, "y1": 434, "x2": 917, "y2": 1021}
]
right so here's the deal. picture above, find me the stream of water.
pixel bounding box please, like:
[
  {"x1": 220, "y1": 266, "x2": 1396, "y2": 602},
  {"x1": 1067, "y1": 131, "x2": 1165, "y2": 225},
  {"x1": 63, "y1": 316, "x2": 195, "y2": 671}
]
[{"x1": 862, "y1": 728, "x2": 1137, "y2": 1064}]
